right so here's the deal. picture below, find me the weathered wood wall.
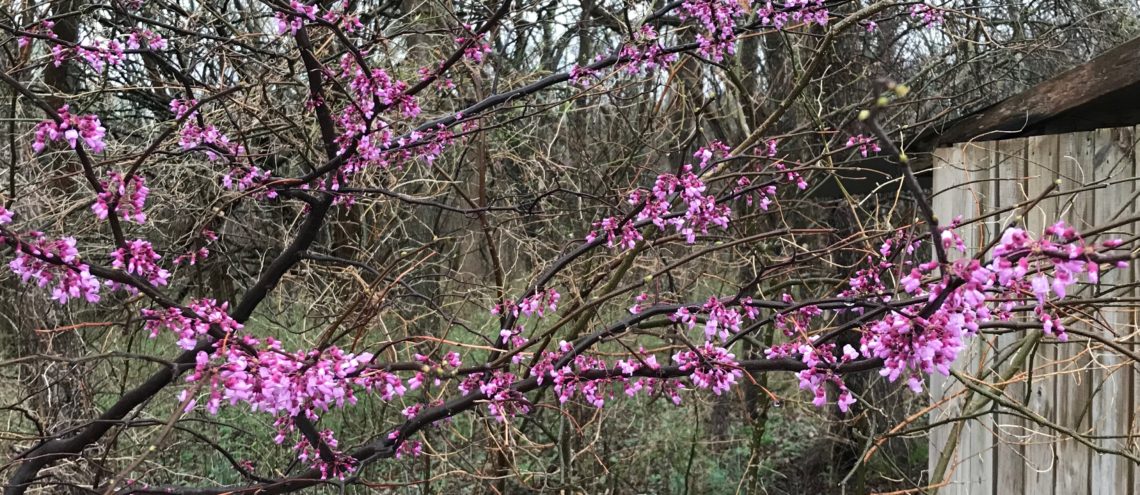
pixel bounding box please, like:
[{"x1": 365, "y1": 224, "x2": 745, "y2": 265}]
[{"x1": 929, "y1": 128, "x2": 1139, "y2": 494}]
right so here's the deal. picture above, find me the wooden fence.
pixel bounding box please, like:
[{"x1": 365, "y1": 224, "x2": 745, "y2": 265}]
[{"x1": 928, "y1": 128, "x2": 1140, "y2": 494}]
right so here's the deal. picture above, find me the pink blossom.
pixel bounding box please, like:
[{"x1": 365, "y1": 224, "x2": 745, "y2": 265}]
[
  {"x1": 673, "y1": 343, "x2": 742, "y2": 395},
  {"x1": 455, "y1": 24, "x2": 492, "y2": 64},
  {"x1": 845, "y1": 134, "x2": 881, "y2": 157},
  {"x1": 8, "y1": 234, "x2": 100, "y2": 304},
  {"x1": 910, "y1": 4, "x2": 946, "y2": 26},
  {"x1": 142, "y1": 298, "x2": 241, "y2": 349},
  {"x1": 126, "y1": 30, "x2": 168, "y2": 50},
  {"x1": 276, "y1": 1, "x2": 319, "y2": 35},
  {"x1": 174, "y1": 229, "x2": 217, "y2": 266},
  {"x1": 180, "y1": 122, "x2": 246, "y2": 162},
  {"x1": 32, "y1": 106, "x2": 106, "y2": 154},
  {"x1": 618, "y1": 25, "x2": 678, "y2": 74},
  {"x1": 221, "y1": 166, "x2": 275, "y2": 198},
  {"x1": 110, "y1": 239, "x2": 170, "y2": 287},
  {"x1": 629, "y1": 292, "x2": 650, "y2": 314},
  {"x1": 291, "y1": 429, "x2": 357, "y2": 479},
  {"x1": 92, "y1": 172, "x2": 149, "y2": 224},
  {"x1": 569, "y1": 64, "x2": 599, "y2": 87}
]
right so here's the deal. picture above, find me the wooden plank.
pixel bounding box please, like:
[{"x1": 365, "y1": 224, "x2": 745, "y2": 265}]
[
  {"x1": 1130, "y1": 125, "x2": 1140, "y2": 495},
  {"x1": 1091, "y1": 127, "x2": 1136, "y2": 495},
  {"x1": 1024, "y1": 133, "x2": 1060, "y2": 495},
  {"x1": 960, "y1": 142, "x2": 996, "y2": 494},
  {"x1": 930, "y1": 145, "x2": 965, "y2": 495},
  {"x1": 1053, "y1": 131, "x2": 1095, "y2": 495},
  {"x1": 928, "y1": 142, "x2": 1000, "y2": 494},
  {"x1": 994, "y1": 137, "x2": 1029, "y2": 495}
]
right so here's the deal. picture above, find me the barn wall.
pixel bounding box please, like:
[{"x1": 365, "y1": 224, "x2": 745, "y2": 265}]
[{"x1": 928, "y1": 128, "x2": 1139, "y2": 494}]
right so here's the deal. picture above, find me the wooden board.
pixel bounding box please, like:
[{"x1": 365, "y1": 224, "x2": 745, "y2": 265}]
[
  {"x1": 1091, "y1": 127, "x2": 1136, "y2": 495},
  {"x1": 960, "y1": 142, "x2": 996, "y2": 494},
  {"x1": 1022, "y1": 133, "x2": 1060, "y2": 495},
  {"x1": 930, "y1": 145, "x2": 964, "y2": 494},
  {"x1": 1053, "y1": 131, "x2": 1095, "y2": 494},
  {"x1": 993, "y1": 137, "x2": 1029, "y2": 494}
]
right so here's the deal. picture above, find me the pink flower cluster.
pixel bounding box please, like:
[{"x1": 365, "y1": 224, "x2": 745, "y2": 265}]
[
  {"x1": 618, "y1": 25, "x2": 678, "y2": 74},
  {"x1": 628, "y1": 292, "x2": 651, "y2": 314},
  {"x1": 292, "y1": 428, "x2": 357, "y2": 480},
  {"x1": 8, "y1": 234, "x2": 101, "y2": 304},
  {"x1": 864, "y1": 221, "x2": 1128, "y2": 395},
  {"x1": 765, "y1": 337, "x2": 858, "y2": 411},
  {"x1": 612, "y1": 349, "x2": 683, "y2": 403},
  {"x1": 588, "y1": 143, "x2": 735, "y2": 248},
  {"x1": 27, "y1": 24, "x2": 164, "y2": 69},
  {"x1": 74, "y1": 39, "x2": 127, "y2": 72},
  {"x1": 276, "y1": 1, "x2": 362, "y2": 36},
  {"x1": 17, "y1": 20, "x2": 56, "y2": 49},
  {"x1": 531, "y1": 342, "x2": 684, "y2": 407},
  {"x1": 174, "y1": 329, "x2": 410, "y2": 475},
  {"x1": 170, "y1": 98, "x2": 197, "y2": 120},
  {"x1": 171, "y1": 98, "x2": 246, "y2": 162},
  {"x1": 32, "y1": 105, "x2": 106, "y2": 154},
  {"x1": 675, "y1": 1, "x2": 829, "y2": 60},
  {"x1": 455, "y1": 24, "x2": 492, "y2": 64},
  {"x1": 797, "y1": 342, "x2": 858, "y2": 412},
  {"x1": 759, "y1": 220, "x2": 1129, "y2": 412},
  {"x1": 992, "y1": 222, "x2": 1125, "y2": 337},
  {"x1": 324, "y1": 55, "x2": 451, "y2": 185},
  {"x1": 569, "y1": 64, "x2": 600, "y2": 87},
  {"x1": 773, "y1": 161, "x2": 809, "y2": 191},
  {"x1": 179, "y1": 123, "x2": 246, "y2": 162},
  {"x1": 673, "y1": 343, "x2": 743, "y2": 395},
  {"x1": 276, "y1": 1, "x2": 318, "y2": 35},
  {"x1": 491, "y1": 289, "x2": 561, "y2": 356},
  {"x1": 221, "y1": 166, "x2": 276, "y2": 198},
  {"x1": 143, "y1": 307, "x2": 209, "y2": 349},
  {"x1": 755, "y1": 0, "x2": 830, "y2": 29},
  {"x1": 337, "y1": 55, "x2": 420, "y2": 123},
  {"x1": 188, "y1": 340, "x2": 376, "y2": 417},
  {"x1": 388, "y1": 430, "x2": 424, "y2": 458},
  {"x1": 671, "y1": 296, "x2": 758, "y2": 342},
  {"x1": 142, "y1": 298, "x2": 242, "y2": 349},
  {"x1": 846, "y1": 134, "x2": 881, "y2": 157},
  {"x1": 773, "y1": 293, "x2": 822, "y2": 337},
  {"x1": 408, "y1": 352, "x2": 463, "y2": 390},
  {"x1": 838, "y1": 233, "x2": 918, "y2": 305},
  {"x1": 585, "y1": 216, "x2": 643, "y2": 250},
  {"x1": 491, "y1": 288, "x2": 561, "y2": 319},
  {"x1": 640, "y1": 150, "x2": 731, "y2": 243},
  {"x1": 93, "y1": 171, "x2": 149, "y2": 224},
  {"x1": 732, "y1": 142, "x2": 811, "y2": 210},
  {"x1": 676, "y1": 0, "x2": 748, "y2": 61},
  {"x1": 173, "y1": 229, "x2": 217, "y2": 266},
  {"x1": 458, "y1": 371, "x2": 530, "y2": 422},
  {"x1": 552, "y1": 353, "x2": 611, "y2": 407},
  {"x1": 110, "y1": 239, "x2": 170, "y2": 288},
  {"x1": 125, "y1": 29, "x2": 168, "y2": 51},
  {"x1": 910, "y1": 4, "x2": 946, "y2": 26}
]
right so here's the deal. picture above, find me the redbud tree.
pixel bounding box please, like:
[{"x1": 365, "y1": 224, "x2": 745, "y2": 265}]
[{"x1": 0, "y1": 0, "x2": 1136, "y2": 493}]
